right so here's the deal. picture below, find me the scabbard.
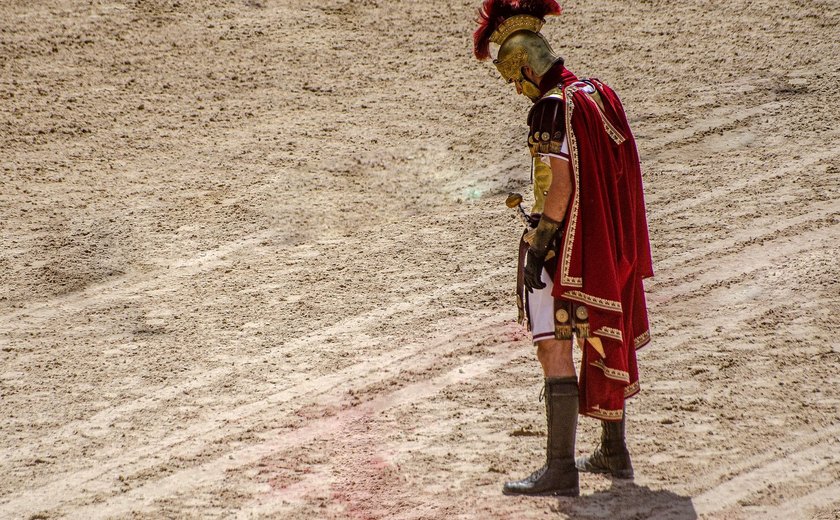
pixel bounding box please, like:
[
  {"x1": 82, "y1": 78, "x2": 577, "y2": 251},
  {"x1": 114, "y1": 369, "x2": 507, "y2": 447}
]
[{"x1": 516, "y1": 231, "x2": 529, "y2": 325}]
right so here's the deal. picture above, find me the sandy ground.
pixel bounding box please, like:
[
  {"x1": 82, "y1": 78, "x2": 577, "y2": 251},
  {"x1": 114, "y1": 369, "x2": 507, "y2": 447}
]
[{"x1": 1, "y1": 0, "x2": 839, "y2": 518}]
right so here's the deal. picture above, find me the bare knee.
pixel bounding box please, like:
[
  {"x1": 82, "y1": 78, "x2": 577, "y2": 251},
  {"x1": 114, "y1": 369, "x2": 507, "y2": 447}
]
[
  {"x1": 535, "y1": 339, "x2": 575, "y2": 377},
  {"x1": 536, "y1": 339, "x2": 572, "y2": 360}
]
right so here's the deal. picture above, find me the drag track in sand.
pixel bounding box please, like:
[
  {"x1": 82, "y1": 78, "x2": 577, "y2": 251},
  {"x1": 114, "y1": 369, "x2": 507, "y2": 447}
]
[{"x1": 1, "y1": 0, "x2": 839, "y2": 518}]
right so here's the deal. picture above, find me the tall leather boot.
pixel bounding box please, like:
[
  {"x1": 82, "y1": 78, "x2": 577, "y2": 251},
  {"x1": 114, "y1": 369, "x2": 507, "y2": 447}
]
[
  {"x1": 575, "y1": 408, "x2": 634, "y2": 479},
  {"x1": 503, "y1": 377, "x2": 580, "y2": 497}
]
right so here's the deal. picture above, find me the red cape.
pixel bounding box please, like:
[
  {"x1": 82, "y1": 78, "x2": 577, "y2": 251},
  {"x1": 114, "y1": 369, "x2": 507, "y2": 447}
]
[{"x1": 549, "y1": 68, "x2": 654, "y2": 420}]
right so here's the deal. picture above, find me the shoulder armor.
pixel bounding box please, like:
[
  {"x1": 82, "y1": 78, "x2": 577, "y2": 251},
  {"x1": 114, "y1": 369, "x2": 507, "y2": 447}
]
[{"x1": 527, "y1": 89, "x2": 566, "y2": 157}]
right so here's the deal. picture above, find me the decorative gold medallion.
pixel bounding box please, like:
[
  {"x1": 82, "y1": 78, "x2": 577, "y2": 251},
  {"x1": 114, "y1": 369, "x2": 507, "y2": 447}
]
[
  {"x1": 554, "y1": 309, "x2": 569, "y2": 323},
  {"x1": 575, "y1": 305, "x2": 588, "y2": 320},
  {"x1": 540, "y1": 132, "x2": 550, "y2": 141}
]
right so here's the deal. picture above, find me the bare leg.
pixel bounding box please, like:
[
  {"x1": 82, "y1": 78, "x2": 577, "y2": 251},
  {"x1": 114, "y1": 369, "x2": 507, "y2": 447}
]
[{"x1": 536, "y1": 338, "x2": 575, "y2": 378}]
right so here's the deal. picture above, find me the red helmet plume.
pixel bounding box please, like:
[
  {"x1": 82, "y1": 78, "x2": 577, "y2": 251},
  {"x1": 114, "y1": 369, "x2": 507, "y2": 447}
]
[{"x1": 473, "y1": 0, "x2": 562, "y2": 60}]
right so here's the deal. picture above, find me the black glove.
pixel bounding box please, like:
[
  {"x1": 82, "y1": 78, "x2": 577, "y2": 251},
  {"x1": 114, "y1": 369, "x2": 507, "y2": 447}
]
[
  {"x1": 523, "y1": 214, "x2": 563, "y2": 292},
  {"x1": 524, "y1": 249, "x2": 547, "y2": 291}
]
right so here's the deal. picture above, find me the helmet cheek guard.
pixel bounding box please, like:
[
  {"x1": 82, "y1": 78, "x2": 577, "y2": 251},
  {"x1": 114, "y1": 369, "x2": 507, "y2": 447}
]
[{"x1": 494, "y1": 29, "x2": 559, "y2": 101}]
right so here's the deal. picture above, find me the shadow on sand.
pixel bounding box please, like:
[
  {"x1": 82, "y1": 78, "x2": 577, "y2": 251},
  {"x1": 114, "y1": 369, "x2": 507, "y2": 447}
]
[{"x1": 550, "y1": 478, "x2": 697, "y2": 520}]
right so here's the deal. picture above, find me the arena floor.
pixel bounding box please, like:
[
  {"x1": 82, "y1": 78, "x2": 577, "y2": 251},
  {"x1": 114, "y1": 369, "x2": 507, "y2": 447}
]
[{"x1": 1, "y1": 0, "x2": 839, "y2": 518}]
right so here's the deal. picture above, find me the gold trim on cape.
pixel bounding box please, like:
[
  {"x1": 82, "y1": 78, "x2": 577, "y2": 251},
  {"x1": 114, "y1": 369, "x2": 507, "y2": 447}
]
[
  {"x1": 590, "y1": 359, "x2": 631, "y2": 383},
  {"x1": 588, "y1": 406, "x2": 624, "y2": 421},
  {"x1": 563, "y1": 290, "x2": 622, "y2": 313},
  {"x1": 634, "y1": 330, "x2": 651, "y2": 349},
  {"x1": 594, "y1": 326, "x2": 623, "y2": 342},
  {"x1": 559, "y1": 82, "x2": 583, "y2": 288},
  {"x1": 599, "y1": 113, "x2": 626, "y2": 145}
]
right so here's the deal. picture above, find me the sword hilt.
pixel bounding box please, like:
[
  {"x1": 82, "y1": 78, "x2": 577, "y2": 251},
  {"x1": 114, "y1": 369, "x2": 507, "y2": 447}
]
[
  {"x1": 505, "y1": 193, "x2": 532, "y2": 228},
  {"x1": 505, "y1": 193, "x2": 523, "y2": 209}
]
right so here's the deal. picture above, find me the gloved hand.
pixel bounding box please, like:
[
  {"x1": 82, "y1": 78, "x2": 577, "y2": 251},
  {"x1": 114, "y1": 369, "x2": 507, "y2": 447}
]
[
  {"x1": 524, "y1": 249, "x2": 547, "y2": 291},
  {"x1": 523, "y1": 213, "x2": 563, "y2": 292}
]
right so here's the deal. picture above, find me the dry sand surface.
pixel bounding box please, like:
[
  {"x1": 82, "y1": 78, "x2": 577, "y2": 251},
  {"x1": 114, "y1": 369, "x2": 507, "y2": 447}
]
[{"x1": 1, "y1": 0, "x2": 839, "y2": 518}]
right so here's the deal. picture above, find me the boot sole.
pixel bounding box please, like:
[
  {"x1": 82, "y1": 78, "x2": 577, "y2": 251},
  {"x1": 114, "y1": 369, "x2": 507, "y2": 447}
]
[
  {"x1": 577, "y1": 466, "x2": 634, "y2": 479},
  {"x1": 502, "y1": 487, "x2": 580, "y2": 497}
]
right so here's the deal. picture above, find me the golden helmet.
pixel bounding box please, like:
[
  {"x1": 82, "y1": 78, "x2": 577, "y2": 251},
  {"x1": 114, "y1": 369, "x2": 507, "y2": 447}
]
[{"x1": 473, "y1": 1, "x2": 563, "y2": 100}]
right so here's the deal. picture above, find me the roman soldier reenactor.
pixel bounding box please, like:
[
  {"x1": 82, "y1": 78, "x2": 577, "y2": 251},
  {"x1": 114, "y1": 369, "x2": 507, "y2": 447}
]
[{"x1": 473, "y1": 0, "x2": 654, "y2": 496}]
